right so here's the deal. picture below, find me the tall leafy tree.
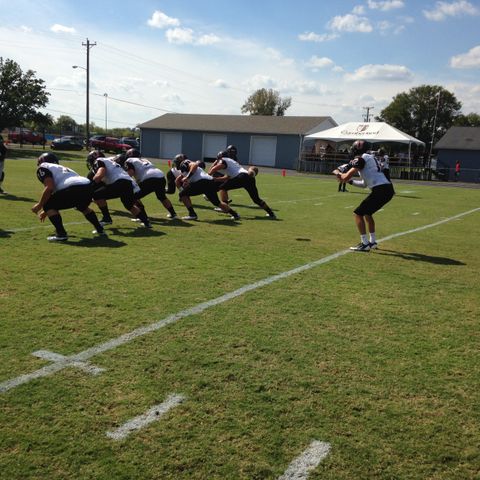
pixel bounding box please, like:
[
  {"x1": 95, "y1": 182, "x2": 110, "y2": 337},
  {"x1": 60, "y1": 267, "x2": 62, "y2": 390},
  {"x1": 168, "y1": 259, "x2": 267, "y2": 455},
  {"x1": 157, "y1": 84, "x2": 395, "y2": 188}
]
[
  {"x1": 27, "y1": 112, "x2": 54, "y2": 132},
  {"x1": 0, "y1": 58, "x2": 50, "y2": 131},
  {"x1": 54, "y1": 115, "x2": 78, "y2": 134},
  {"x1": 241, "y1": 88, "x2": 292, "y2": 116},
  {"x1": 376, "y1": 85, "x2": 462, "y2": 146},
  {"x1": 453, "y1": 112, "x2": 480, "y2": 127}
]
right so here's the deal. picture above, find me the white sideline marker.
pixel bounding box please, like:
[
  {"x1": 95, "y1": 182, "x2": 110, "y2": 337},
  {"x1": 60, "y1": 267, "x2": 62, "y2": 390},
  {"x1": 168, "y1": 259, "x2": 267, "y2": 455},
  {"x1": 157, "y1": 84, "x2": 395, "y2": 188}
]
[
  {"x1": 278, "y1": 441, "x2": 331, "y2": 480},
  {"x1": 1, "y1": 207, "x2": 479, "y2": 394},
  {"x1": 106, "y1": 394, "x2": 185, "y2": 441}
]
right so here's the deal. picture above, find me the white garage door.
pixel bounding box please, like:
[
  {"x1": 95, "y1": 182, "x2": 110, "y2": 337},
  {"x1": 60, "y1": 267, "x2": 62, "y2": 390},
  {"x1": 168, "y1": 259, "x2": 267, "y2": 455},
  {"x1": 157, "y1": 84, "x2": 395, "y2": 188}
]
[
  {"x1": 160, "y1": 132, "x2": 182, "y2": 159},
  {"x1": 250, "y1": 136, "x2": 277, "y2": 167},
  {"x1": 203, "y1": 134, "x2": 227, "y2": 159}
]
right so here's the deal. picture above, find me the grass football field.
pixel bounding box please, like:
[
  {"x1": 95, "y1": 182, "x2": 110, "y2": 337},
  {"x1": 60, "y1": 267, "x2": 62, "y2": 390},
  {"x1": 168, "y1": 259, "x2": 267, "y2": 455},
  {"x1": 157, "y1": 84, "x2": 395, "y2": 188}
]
[{"x1": 0, "y1": 150, "x2": 479, "y2": 479}]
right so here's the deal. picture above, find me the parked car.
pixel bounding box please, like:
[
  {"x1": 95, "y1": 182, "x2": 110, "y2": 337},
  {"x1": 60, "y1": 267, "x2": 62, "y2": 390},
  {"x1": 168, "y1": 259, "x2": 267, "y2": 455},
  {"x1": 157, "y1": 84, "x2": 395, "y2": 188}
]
[
  {"x1": 51, "y1": 137, "x2": 84, "y2": 151},
  {"x1": 88, "y1": 136, "x2": 131, "y2": 153},
  {"x1": 8, "y1": 128, "x2": 45, "y2": 145},
  {"x1": 119, "y1": 137, "x2": 140, "y2": 149}
]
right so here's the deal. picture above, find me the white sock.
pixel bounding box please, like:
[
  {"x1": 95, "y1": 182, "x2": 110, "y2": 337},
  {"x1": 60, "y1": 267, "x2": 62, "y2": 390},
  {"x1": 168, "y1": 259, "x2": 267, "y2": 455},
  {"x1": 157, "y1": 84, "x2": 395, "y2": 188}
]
[
  {"x1": 369, "y1": 232, "x2": 376, "y2": 243},
  {"x1": 361, "y1": 234, "x2": 368, "y2": 245}
]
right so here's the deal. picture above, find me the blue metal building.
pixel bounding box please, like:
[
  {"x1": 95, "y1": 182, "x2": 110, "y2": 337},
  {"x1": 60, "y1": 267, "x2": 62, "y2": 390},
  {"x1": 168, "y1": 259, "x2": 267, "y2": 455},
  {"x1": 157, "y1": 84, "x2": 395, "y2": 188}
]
[
  {"x1": 138, "y1": 114, "x2": 337, "y2": 169},
  {"x1": 434, "y1": 126, "x2": 480, "y2": 182}
]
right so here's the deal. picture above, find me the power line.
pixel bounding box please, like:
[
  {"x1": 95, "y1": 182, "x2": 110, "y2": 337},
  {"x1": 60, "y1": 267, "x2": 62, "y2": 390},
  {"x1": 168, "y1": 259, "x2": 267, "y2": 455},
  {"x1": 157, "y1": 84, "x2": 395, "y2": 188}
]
[{"x1": 48, "y1": 88, "x2": 175, "y2": 113}]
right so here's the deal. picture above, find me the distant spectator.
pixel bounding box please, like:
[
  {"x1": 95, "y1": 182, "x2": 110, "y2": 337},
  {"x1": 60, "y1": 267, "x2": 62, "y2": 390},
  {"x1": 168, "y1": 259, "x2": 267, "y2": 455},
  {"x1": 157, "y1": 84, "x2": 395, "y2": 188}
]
[
  {"x1": 455, "y1": 160, "x2": 460, "y2": 181},
  {"x1": 377, "y1": 148, "x2": 391, "y2": 182}
]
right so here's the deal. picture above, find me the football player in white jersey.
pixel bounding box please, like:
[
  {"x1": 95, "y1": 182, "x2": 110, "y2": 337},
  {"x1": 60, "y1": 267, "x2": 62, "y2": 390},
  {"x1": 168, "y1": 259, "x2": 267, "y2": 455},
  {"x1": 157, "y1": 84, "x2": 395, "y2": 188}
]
[
  {"x1": 123, "y1": 149, "x2": 177, "y2": 219},
  {"x1": 376, "y1": 148, "x2": 391, "y2": 181},
  {"x1": 90, "y1": 154, "x2": 152, "y2": 228},
  {"x1": 173, "y1": 155, "x2": 240, "y2": 220},
  {"x1": 208, "y1": 151, "x2": 276, "y2": 219},
  {"x1": 333, "y1": 140, "x2": 395, "y2": 252},
  {"x1": 31, "y1": 152, "x2": 106, "y2": 242}
]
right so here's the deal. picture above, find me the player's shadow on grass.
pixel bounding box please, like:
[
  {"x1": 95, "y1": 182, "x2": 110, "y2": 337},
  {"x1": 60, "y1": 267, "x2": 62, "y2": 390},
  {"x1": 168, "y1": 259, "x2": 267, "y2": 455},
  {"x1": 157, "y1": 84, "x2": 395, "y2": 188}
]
[
  {"x1": 150, "y1": 218, "x2": 195, "y2": 228},
  {"x1": 0, "y1": 229, "x2": 13, "y2": 238},
  {"x1": 394, "y1": 194, "x2": 421, "y2": 199},
  {"x1": 66, "y1": 236, "x2": 127, "y2": 248},
  {"x1": 107, "y1": 227, "x2": 166, "y2": 238},
  {"x1": 1, "y1": 193, "x2": 37, "y2": 203},
  {"x1": 377, "y1": 249, "x2": 465, "y2": 266},
  {"x1": 201, "y1": 218, "x2": 242, "y2": 226}
]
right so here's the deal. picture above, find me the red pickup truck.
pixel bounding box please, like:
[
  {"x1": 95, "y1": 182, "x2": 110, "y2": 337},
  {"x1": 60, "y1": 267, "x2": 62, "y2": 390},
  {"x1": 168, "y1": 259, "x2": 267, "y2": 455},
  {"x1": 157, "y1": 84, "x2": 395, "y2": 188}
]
[
  {"x1": 89, "y1": 135, "x2": 131, "y2": 153},
  {"x1": 8, "y1": 129, "x2": 45, "y2": 145}
]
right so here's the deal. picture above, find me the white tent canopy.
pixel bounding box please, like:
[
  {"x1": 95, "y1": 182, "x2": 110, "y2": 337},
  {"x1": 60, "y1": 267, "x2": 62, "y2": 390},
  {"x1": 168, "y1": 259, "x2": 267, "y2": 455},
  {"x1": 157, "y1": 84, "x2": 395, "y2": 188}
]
[{"x1": 305, "y1": 122, "x2": 425, "y2": 146}]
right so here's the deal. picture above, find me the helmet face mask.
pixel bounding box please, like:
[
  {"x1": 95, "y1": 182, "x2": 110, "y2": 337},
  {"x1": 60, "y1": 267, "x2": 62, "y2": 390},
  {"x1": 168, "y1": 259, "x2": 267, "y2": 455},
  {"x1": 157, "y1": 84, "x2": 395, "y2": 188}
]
[
  {"x1": 86, "y1": 150, "x2": 105, "y2": 169},
  {"x1": 173, "y1": 153, "x2": 187, "y2": 168},
  {"x1": 37, "y1": 152, "x2": 59, "y2": 166},
  {"x1": 126, "y1": 148, "x2": 140, "y2": 159},
  {"x1": 226, "y1": 145, "x2": 237, "y2": 159},
  {"x1": 351, "y1": 140, "x2": 371, "y2": 156}
]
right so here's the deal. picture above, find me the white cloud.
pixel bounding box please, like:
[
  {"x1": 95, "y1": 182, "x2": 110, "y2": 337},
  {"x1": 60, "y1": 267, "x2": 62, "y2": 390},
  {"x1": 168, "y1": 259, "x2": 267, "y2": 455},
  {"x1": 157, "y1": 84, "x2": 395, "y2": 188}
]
[
  {"x1": 450, "y1": 45, "x2": 480, "y2": 68},
  {"x1": 298, "y1": 31, "x2": 339, "y2": 42},
  {"x1": 306, "y1": 56, "x2": 335, "y2": 69},
  {"x1": 285, "y1": 81, "x2": 333, "y2": 95},
  {"x1": 244, "y1": 75, "x2": 277, "y2": 91},
  {"x1": 345, "y1": 64, "x2": 413, "y2": 81},
  {"x1": 352, "y1": 5, "x2": 366, "y2": 14},
  {"x1": 367, "y1": 0, "x2": 405, "y2": 11},
  {"x1": 153, "y1": 80, "x2": 170, "y2": 88},
  {"x1": 165, "y1": 27, "x2": 195, "y2": 44},
  {"x1": 197, "y1": 34, "x2": 221, "y2": 45},
  {"x1": 20, "y1": 25, "x2": 32, "y2": 33},
  {"x1": 265, "y1": 48, "x2": 295, "y2": 66},
  {"x1": 212, "y1": 79, "x2": 228, "y2": 88},
  {"x1": 328, "y1": 14, "x2": 373, "y2": 33},
  {"x1": 423, "y1": 0, "x2": 479, "y2": 21},
  {"x1": 50, "y1": 24, "x2": 76, "y2": 34},
  {"x1": 164, "y1": 28, "x2": 222, "y2": 46},
  {"x1": 147, "y1": 10, "x2": 180, "y2": 29}
]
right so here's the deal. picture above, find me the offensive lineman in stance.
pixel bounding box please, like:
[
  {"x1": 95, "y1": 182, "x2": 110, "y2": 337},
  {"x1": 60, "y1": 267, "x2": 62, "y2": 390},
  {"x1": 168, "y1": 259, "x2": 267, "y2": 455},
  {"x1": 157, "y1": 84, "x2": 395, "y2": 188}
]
[
  {"x1": 89, "y1": 152, "x2": 152, "y2": 228},
  {"x1": 333, "y1": 140, "x2": 394, "y2": 251},
  {"x1": 32, "y1": 152, "x2": 105, "y2": 241},
  {"x1": 208, "y1": 151, "x2": 276, "y2": 219},
  {"x1": 123, "y1": 149, "x2": 177, "y2": 219},
  {"x1": 174, "y1": 155, "x2": 240, "y2": 221}
]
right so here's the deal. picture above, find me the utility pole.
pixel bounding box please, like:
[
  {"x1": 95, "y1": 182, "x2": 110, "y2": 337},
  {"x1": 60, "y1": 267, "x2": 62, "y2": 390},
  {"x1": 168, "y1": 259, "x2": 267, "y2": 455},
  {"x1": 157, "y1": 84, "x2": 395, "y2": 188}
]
[
  {"x1": 363, "y1": 106, "x2": 374, "y2": 122},
  {"x1": 82, "y1": 38, "x2": 96, "y2": 149},
  {"x1": 427, "y1": 91, "x2": 441, "y2": 179}
]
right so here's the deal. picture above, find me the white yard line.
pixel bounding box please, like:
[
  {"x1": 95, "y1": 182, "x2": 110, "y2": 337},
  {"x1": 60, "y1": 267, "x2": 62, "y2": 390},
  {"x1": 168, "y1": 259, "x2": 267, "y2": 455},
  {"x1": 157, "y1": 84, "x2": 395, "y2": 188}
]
[
  {"x1": 106, "y1": 394, "x2": 185, "y2": 441},
  {"x1": 278, "y1": 441, "x2": 331, "y2": 480},
  {"x1": 1, "y1": 207, "x2": 479, "y2": 394}
]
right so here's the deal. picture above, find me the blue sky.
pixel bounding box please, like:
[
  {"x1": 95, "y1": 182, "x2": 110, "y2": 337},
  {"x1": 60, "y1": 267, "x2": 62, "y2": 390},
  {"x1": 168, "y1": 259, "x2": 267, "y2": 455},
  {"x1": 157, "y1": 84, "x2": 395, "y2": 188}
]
[{"x1": 1, "y1": 0, "x2": 479, "y2": 128}]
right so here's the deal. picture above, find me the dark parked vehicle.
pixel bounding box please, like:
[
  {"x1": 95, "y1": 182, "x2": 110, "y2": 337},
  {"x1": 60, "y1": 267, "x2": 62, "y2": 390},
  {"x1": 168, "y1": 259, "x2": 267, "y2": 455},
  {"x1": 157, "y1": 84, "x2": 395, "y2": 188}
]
[
  {"x1": 51, "y1": 137, "x2": 84, "y2": 151},
  {"x1": 119, "y1": 137, "x2": 140, "y2": 149}
]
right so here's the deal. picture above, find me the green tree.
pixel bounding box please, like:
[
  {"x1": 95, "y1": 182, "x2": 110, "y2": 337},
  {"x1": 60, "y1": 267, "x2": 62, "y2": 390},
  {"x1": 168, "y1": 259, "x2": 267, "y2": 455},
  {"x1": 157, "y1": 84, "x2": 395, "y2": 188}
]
[
  {"x1": 54, "y1": 115, "x2": 78, "y2": 134},
  {"x1": 0, "y1": 57, "x2": 50, "y2": 131},
  {"x1": 376, "y1": 85, "x2": 462, "y2": 146},
  {"x1": 241, "y1": 88, "x2": 292, "y2": 116},
  {"x1": 27, "y1": 112, "x2": 54, "y2": 132},
  {"x1": 453, "y1": 112, "x2": 480, "y2": 127}
]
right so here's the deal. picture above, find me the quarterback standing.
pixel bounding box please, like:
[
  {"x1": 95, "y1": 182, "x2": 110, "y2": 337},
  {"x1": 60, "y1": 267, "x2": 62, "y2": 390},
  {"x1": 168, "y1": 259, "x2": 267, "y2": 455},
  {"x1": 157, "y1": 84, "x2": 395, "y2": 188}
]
[{"x1": 333, "y1": 140, "x2": 394, "y2": 252}]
